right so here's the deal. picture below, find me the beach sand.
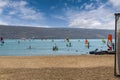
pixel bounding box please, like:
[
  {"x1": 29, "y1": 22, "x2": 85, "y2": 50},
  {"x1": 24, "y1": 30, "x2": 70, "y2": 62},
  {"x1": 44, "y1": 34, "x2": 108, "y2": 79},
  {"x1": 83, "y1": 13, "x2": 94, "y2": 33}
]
[{"x1": 0, "y1": 55, "x2": 119, "y2": 80}]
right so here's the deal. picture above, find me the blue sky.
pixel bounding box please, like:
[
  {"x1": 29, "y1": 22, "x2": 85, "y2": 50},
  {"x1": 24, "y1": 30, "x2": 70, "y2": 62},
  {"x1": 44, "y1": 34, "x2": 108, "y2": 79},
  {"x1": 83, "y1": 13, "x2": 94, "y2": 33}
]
[{"x1": 0, "y1": 0, "x2": 119, "y2": 29}]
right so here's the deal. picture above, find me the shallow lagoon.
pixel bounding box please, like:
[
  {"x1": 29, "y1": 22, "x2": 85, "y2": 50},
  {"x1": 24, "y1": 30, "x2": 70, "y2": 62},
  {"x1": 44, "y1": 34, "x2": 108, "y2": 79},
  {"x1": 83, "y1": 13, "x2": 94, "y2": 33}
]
[{"x1": 0, "y1": 39, "x2": 113, "y2": 56}]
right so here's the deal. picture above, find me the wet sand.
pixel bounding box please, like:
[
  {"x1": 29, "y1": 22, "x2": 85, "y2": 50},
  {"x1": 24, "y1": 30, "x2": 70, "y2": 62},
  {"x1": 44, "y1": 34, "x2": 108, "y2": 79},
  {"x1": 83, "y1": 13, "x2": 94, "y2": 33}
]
[{"x1": 0, "y1": 55, "x2": 119, "y2": 80}]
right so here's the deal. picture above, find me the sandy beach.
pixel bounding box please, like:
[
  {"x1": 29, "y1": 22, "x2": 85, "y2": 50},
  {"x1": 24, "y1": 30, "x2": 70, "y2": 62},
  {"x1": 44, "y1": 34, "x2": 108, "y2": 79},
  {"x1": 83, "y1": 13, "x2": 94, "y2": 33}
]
[{"x1": 0, "y1": 55, "x2": 119, "y2": 80}]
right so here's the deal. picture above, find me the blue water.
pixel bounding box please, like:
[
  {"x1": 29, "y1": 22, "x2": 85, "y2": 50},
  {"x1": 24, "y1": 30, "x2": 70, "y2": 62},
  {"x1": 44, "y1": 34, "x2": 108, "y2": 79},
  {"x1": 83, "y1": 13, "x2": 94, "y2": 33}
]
[{"x1": 0, "y1": 39, "x2": 113, "y2": 56}]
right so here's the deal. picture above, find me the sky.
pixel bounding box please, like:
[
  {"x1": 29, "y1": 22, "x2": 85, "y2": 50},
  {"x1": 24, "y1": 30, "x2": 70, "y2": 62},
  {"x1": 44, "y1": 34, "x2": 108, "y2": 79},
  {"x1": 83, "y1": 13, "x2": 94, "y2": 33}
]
[{"x1": 0, "y1": 0, "x2": 119, "y2": 29}]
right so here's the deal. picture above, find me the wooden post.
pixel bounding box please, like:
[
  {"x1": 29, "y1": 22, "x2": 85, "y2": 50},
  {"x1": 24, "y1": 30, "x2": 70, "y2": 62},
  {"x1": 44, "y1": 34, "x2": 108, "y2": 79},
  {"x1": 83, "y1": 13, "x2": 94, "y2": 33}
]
[{"x1": 115, "y1": 13, "x2": 120, "y2": 76}]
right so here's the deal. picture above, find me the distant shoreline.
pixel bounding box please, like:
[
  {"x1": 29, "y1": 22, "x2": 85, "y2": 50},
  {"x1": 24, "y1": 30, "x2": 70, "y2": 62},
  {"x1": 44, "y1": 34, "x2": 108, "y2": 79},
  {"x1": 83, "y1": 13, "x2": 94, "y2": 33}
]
[{"x1": 0, "y1": 25, "x2": 114, "y2": 39}]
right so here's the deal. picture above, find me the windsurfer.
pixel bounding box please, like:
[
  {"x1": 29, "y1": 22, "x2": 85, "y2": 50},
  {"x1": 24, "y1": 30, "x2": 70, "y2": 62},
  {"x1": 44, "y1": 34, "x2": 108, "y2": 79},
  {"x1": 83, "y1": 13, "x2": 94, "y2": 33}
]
[
  {"x1": 53, "y1": 43, "x2": 58, "y2": 51},
  {"x1": 0, "y1": 37, "x2": 4, "y2": 45}
]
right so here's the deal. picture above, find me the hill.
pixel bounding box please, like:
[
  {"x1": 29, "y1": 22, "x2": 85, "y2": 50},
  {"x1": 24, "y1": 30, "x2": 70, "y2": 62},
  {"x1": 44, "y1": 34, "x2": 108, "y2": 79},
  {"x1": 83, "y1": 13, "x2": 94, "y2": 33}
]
[{"x1": 0, "y1": 25, "x2": 114, "y2": 39}]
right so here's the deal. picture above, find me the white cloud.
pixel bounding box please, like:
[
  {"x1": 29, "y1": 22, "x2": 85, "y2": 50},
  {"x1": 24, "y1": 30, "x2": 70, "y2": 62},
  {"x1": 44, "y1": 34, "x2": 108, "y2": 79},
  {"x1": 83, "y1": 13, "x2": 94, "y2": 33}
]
[
  {"x1": 7, "y1": 1, "x2": 44, "y2": 20},
  {"x1": 18, "y1": 7, "x2": 44, "y2": 20},
  {"x1": 9, "y1": 11, "x2": 16, "y2": 15},
  {"x1": 53, "y1": 15, "x2": 66, "y2": 21},
  {"x1": 0, "y1": 0, "x2": 45, "y2": 26},
  {"x1": 80, "y1": 3, "x2": 96, "y2": 10},
  {"x1": 0, "y1": 0, "x2": 8, "y2": 7},
  {"x1": 84, "y1": 3, "x2": 95, "y2": 10},
  {"x1": 109, "y1": 0, "x2": 120, "y2": 7},
  {"x1": 0, "y1": 20, "x2": 8, "y2": 25},
  {"x1": 0, "y1": 9, "x2": 2, "y2": 14},
  {"x1": 66, "y1": 5, "x2": 115, "y2": 29},
  {"x1": 77, "y1": 0, "x2": 81, "y2": 3},
  {"x1": 50, "y1": 6, "x2": 56, "y2": 10},
  {"x1": 0, "y1": 0, "x2": 8, "y2": 14}
]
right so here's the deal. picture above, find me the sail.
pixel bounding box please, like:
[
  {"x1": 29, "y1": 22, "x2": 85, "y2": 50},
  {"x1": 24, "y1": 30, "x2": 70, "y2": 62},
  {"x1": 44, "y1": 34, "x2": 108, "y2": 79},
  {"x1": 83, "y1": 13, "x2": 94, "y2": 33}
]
[
  {"x1": 102, "y1": 38, "x2": 106, "y2": 43},
  {"x1": 85, "y1": 39, "x2": 88, "y2": 44},
  {"x1": 107, "y1": 34, "x2": 112, "y2": 50},
  {"x1": 66, "y1": 36, "x2": 69, "y2": 42},
  {"x1": 85, "y1": 39, "x2": 89, "y2": 48},
  {"x1": 66, "y1": 36, "x2": 72, "y2": 47}
]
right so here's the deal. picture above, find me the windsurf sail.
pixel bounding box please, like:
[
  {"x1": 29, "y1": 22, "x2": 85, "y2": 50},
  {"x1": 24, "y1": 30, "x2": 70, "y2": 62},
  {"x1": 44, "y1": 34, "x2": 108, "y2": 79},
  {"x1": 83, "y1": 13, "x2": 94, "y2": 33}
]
[
  {"x1": 85, "y1": 39, "x2": 88, "y2": 44},
  {"x1": 85, "y1": 39, "x2": 89, "y2": 48},
  {"x1": 66, "y1": 36, "x2": 69, "y2": 42},
  {"x1": 102, "y1": 38, "x2": 106, "y2": 43},
  {"x1": 107, "y1": 34, "x2": 112, "y2": 51},
  {"x1": 66, "y1": 36, "x2": 72, "y2": 47},
  {"x1": 0, "y1": 37, "x2": 4, "y2": 44},
  {"x1": 0, "y1": 37, "x2": 4, "y2": 46}
]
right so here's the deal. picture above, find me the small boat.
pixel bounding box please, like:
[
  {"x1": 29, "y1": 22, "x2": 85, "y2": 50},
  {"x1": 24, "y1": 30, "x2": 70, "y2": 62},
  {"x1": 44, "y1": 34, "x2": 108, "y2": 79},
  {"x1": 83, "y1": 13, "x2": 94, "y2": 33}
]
[{"x1": 89, "y1": 49, "x2": 115, "y2": 55}]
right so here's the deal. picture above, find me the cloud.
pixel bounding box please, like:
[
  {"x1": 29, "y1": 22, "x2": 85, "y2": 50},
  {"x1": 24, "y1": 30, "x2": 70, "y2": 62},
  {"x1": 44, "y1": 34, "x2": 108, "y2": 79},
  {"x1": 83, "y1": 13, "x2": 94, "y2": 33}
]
[
  {"x1": 50, "y1": 6, "x2": 56, "y2": 10},
  {"x1": 109, "y1": 0, "x2": 120, "y2": 7},
  {"x1": 0, "y1": 0, "x2": 117, "y2": 29},
  {"x1": 84, "y1": 3, "x2": 95, "y2": 10},
  {"x1": 53, "y1": 15, "x2": 66, "y2": 21},
  {"x1": 0, "y1": 20, "x2": 8, "y2": 25},
  {"x1": 9, "y1": 11, "x2": 16, "y2": 15},
  {"x1": 0, "y1": 0, "x2": 45, "y2": 26},
  {"x1": 0, "y1": 0, "x2": 8, "y2": 14},
  {"x1": 7, "y1": 1, "x2": 44, "y2": 20},
  {"x1": 66, "y1": 4, "x2": 115, "y2": 29},
  {"x1": 0, "y1": 9, "x2": 2, "y2": 14},
  {"x1": 18, "y1": 7, "x2": 44, "y2": 20},
  {"x1": 77, "y1": 0, "x2": 81, "y2": 3},
  {"x1": 0, "y1": 0, "x2": 8, "y2": 7}
]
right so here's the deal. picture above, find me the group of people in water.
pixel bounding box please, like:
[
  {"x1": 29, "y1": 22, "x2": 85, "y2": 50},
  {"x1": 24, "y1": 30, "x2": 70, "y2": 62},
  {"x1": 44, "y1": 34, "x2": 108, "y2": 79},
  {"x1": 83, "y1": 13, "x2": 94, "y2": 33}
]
[
  {"x1": 52, "y1": 37, "x2": 72, "y2": 51},
  {"x1": 0, "y1": 35, "x2": 115, "y2": 53}
]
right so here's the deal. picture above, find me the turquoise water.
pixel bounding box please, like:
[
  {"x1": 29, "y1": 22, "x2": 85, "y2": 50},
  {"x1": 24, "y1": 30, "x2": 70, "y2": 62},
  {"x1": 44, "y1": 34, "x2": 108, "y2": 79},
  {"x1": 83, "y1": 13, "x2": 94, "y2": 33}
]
[{"x1": 0, "y1": 39, "x2": 113, "y2": 56}]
